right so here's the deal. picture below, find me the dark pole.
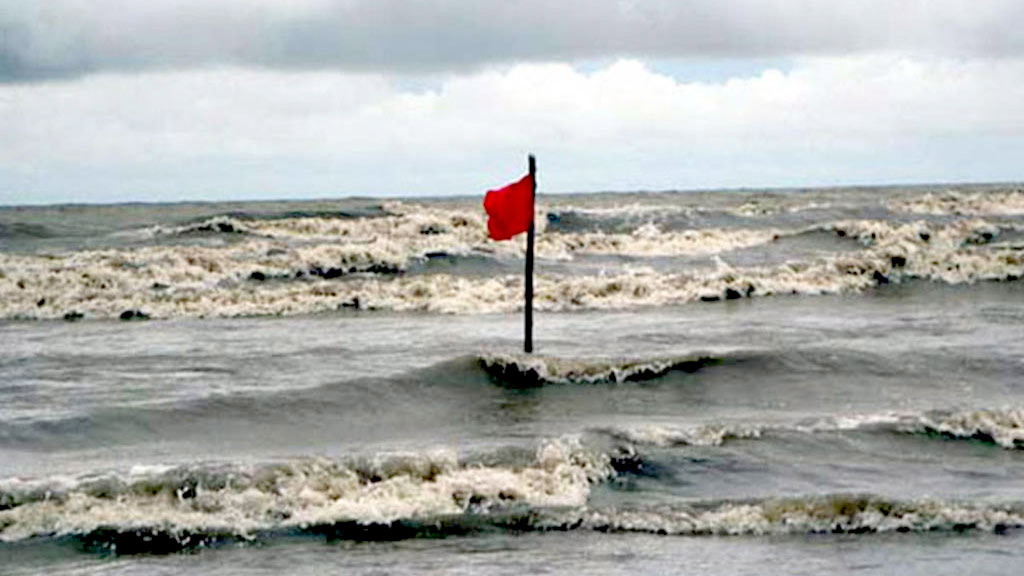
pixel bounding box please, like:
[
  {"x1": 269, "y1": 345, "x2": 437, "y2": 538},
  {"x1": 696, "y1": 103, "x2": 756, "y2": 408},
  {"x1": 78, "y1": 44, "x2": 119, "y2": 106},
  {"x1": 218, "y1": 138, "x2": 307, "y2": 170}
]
[{"x1": 524, "y1": 154, "x2": 536, "y2": 354}]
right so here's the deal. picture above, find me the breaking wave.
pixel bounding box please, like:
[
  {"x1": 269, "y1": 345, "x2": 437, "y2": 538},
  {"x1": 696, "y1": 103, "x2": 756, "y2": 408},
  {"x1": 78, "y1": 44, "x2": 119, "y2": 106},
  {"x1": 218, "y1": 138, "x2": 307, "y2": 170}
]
[
  {"x1": 3, "y1": 461, "x2": 1021, "y2": 552},
  {"x1": 4, "y1": 433, "x2": 1022, "y2": 553},
  {"x1": 907, "y1": 408, "x2": 1024, "y2": 449},
  {"x1": 3, "y1": 407, "x2": 1023, "y2": 550},
  {"x1": 0, "y1": 438, "x2": 611, "y2": 546},
  {"x1": 546, "y1": 202, "x2": 698, "y2": 220},
  {"x1": 569, "y1": 495, "x2": 1024, "y2": 536},
  {"x1": 891, "y1": 188, "x2": 1024, "y2": 216},
  {"x1": 478, "y1": 354, "x2": 720, "y2": 387},
  {"x1": 597, "y1": 407, "x2": 1024, "y2": 450},
  {"x1": 2, "y1": 197, "x2": 1023, "y2": 320},
  {"x1": 597, "y1": 422, "x2": 766, "y2": 447},
  {"x1": 540, "y1": 224, "x2": 781, "y2": 259},
  {"x1": 151, "y1": 202, "x2": 778, "y2": 258}
]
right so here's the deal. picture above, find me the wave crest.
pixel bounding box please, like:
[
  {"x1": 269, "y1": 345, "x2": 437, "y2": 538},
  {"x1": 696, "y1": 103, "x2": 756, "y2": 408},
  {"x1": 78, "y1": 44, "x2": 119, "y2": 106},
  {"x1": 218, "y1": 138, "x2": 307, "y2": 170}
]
[
  {"x1": 891, "y1": 188, "x2": 1024, "y2": 216},
  {"x1": 0, "y1": 438, "x2": 611, "y2": 545},
  {"x1": 597, "y1": 423, "x2": 764, "y2": 447},
  {"x1": 2, "y1": 213, "x2": 1022, "y2": 320},
  {"x1": 574, "y1": 495, "x2": 1024, "y2": 536},
  {"x1": 906, "y1": 408, "x2": 1024, "y2": 449},
  {"x1": 478, "y1": 354, "x2": 718, "y2": 386},
  {"x1": 598, "y1": 407, "x2": 1024, "y2": 450}
]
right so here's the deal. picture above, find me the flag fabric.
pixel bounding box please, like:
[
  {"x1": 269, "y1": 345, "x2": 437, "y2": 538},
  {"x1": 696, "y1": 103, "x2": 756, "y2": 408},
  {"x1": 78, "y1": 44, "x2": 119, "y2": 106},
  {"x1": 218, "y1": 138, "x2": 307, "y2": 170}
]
[{"x1": 483, "y1": 173, "x2": 534, "y2": 240}]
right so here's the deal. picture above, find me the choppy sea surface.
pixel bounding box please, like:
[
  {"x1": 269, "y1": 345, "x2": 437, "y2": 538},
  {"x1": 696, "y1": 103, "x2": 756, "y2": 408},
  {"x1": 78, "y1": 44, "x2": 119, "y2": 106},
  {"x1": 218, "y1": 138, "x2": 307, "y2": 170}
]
[{"x1": 2, "y1": 184, "x2": 1024, "y2": 575}]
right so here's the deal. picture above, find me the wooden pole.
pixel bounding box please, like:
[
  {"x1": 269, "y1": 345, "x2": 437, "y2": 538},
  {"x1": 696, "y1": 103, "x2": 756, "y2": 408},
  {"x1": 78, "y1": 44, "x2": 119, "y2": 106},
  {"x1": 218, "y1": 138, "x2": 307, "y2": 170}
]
[{"x1": 524, "y1": 154, "x2": 536, "y2": 354}]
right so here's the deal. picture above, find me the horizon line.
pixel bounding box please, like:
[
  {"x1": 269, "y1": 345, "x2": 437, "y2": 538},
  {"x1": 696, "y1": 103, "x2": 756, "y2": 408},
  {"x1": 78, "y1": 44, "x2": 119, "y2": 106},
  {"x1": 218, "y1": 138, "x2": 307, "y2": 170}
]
[{"x1": 2, "y1": 179, "x2": 1021, "y2": 210}]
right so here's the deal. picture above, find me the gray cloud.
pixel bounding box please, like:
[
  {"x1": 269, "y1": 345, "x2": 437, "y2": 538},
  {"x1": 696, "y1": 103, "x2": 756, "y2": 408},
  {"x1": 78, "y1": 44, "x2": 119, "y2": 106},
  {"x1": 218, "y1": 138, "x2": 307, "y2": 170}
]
[{"x1": 3, "y1": 0, "x2": 1024, "y2": 81}]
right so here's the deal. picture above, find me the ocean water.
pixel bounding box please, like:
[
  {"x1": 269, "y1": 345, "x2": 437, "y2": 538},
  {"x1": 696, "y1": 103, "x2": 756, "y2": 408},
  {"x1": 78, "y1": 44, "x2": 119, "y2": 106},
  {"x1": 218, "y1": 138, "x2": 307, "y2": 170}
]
[{"x1": 1, "y1": 184, "x2": 1024, "y2": 574}]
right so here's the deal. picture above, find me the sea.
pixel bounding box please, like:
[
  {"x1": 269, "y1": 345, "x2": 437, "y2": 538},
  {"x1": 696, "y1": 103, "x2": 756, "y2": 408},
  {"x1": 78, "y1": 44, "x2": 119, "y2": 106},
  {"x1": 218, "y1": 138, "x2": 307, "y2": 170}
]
[{"x1": 1, "y1": 184, "x2": 1024, "y2": 575}]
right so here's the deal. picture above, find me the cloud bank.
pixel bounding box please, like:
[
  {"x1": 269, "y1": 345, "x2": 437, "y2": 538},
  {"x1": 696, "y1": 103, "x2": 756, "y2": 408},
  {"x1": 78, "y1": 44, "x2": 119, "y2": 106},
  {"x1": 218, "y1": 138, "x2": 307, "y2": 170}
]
[
  {"x1": 3, "y1": 0, "x2": 1024, "y2": 81},
  {"x1": 4, "y1": 56, "x2": 1023, "y2": 203}
]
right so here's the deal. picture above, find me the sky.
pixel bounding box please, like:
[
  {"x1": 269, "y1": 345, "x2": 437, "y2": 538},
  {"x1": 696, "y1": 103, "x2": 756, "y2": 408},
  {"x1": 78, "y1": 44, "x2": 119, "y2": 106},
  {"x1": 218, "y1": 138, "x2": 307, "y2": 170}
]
[{"x1": 2, "y1": 0, "x2": 1024, "y2": 205}]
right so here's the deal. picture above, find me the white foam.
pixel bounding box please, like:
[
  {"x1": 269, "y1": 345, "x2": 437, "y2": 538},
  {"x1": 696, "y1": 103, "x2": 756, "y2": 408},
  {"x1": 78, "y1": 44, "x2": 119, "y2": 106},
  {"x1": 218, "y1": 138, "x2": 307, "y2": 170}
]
[
  {"x1": 478, "y1": 354, "x2": 714, "y2": 385},
  {"x1": 905, "y1": 408, "x2": 1024, "y2": 449},
  {"x1": 792, "y1": 411, "x2": 914, "y2": 433},
  {"x1": 2, "y1": 211, "x2": 1022, "y2": 320},
  {"x1": 892, "y1": 189, "x2": 1024, "y2": 216},
  {"x1": 547, "y1": 202, "x2": 698, "y2": 219},
  {"x1": 575, "y1": 496, "x2": 1024, "y2": 535},
  {"x1": 601, "y1": 408, "x2": 1024, "y2": 450},
  {"x1": 600, "y1": 423, "x2": 763, "y2": 447},
  {"x1": 0, "y1": 437, "x2": 611, "y2": 543},
  {"x1": 538, "y1": 225, "x2": 780, "y2": 259}
]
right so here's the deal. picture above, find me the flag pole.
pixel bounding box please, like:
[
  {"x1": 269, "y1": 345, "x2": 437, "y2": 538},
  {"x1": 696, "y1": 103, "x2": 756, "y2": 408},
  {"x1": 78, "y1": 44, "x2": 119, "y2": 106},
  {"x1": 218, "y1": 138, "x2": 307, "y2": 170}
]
[{"x1": 524, "y1": 154, "x2": 536, "y2": 354}]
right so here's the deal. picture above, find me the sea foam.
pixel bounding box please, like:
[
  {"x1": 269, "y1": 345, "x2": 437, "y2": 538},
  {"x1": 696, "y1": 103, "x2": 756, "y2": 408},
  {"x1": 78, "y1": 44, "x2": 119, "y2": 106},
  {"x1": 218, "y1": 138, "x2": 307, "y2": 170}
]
[
  {"x1": 0, "y1": 437, "x2": 611, "y2": 544},
  {"x1": 1, "y1": 200, "x2": 1022, "y2": 320}
]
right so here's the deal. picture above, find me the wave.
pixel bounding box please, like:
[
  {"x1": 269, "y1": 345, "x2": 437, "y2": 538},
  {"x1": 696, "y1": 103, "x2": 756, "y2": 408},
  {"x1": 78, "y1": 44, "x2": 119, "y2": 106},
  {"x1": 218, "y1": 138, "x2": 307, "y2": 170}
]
[
  {"x1": 0, "y1": 354, "x2": 492, "y2": 449},
  {"x1": 0, "y1": 353, "x2": 725, "y2": 446},
  {"x1": 0, "y1": 437, "x2": 612, "y2": 546},
  {"x1": 597, "y1": 407, "x2": 1024, "y2": 450},
  {"x1": 907, "y1": 408, "x2": 1024, "y2": 449},
  {"x1": 153, "y1": 205, "x2": 779, "y2": 260},
  {"x1": 546, "y1": 202, "x2": 699, "y2": 220},
  {"x1": 0, "y1": 222, "x2": 57, "y2": 240},
  {"x1": 891, "y1": 188, "x2": 1024, "y2": 216},
  {"x1": 3, "y1": 407, "x2": 1023, "y2": 550},
  {"x1": 539, "y1": 224, "x2": 781, "y2": 259},
  {"x1": 0, "y1": 352, "x2": 719, "y2": 445},
  {"x1": 1, "y1": 213, "x2": 1022, "y2": 320},
  {"x1": 597, "y1": 422, "x2": 765, "y2": 447},
  {"x1": 478, "y1": 354, "x2": 719, "y2": 387},
  {"x1": 570, "y1": 495, "x2": 1024, "y2": 536},
  {"x1": 152, "y1": 216, "x2": 252, "y2": 237},
  {"x1": 4, "y1": 459, "x2": 1021, "y2": 552},
  {"x1": 148, "y1": 202, "x2": 482, "y2": 242},
  {"x1": 729, "y1": 198, "x2": 841, "y2": 218},
  {"x1": 547, "y1": 196, "x2": 839, "y2": 222}
]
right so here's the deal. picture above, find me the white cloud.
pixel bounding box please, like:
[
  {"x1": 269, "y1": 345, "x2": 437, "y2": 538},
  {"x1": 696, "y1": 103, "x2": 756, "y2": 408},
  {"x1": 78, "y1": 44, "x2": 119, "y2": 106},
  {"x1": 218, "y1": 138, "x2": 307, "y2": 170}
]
[{"x1": 2, "y1": 55, "x2": 1024, "y2": 203}]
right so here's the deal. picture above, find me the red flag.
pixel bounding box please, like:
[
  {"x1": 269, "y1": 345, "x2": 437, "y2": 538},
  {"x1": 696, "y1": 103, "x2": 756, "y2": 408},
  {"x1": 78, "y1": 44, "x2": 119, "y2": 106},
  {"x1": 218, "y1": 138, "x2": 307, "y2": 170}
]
[{"x1": 483, "y1": 173, "x2": 534, "y2": 240}]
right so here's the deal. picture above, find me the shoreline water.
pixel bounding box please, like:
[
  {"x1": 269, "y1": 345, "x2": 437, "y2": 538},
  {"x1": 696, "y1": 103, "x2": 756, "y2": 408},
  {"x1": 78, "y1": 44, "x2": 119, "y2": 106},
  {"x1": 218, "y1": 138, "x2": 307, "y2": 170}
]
[{"x1": 2, "y1": 184, "x2": 1024, "y2": 574}]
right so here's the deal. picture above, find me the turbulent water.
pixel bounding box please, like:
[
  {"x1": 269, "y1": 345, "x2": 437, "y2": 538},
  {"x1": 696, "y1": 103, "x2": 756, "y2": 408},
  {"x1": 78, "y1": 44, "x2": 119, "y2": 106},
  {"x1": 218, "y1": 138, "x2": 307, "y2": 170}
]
[{"x1": 2, "y1": 184, "x2": 1024, "y2": 575}]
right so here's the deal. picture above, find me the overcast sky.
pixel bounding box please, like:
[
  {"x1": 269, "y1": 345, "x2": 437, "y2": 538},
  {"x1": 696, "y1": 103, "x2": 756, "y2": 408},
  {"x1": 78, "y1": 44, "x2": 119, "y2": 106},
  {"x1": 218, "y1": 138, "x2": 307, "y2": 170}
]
[{"x1": 2, "y1": 0, "x2": 1024, "y2": 204}]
